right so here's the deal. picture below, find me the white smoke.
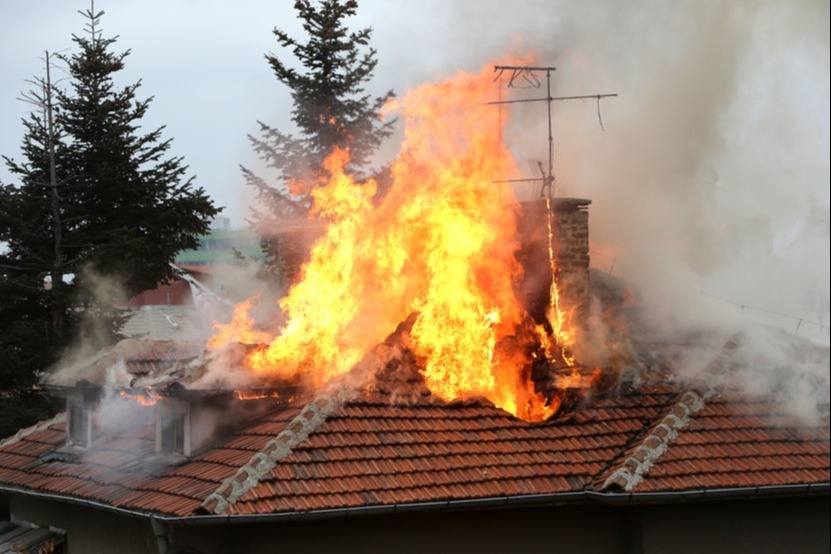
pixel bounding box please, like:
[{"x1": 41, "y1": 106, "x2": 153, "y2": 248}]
[
  {"x1": 365, "y1": 0, "x2": 831, "y2": 419},
  {"x1": 94, "y1": 360, "x2": 154, "y2": 436}
]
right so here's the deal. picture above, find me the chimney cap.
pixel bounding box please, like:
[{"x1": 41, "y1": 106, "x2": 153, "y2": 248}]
[{"x1": 551, "y1": 197, "x2": 591, "y2": 212}]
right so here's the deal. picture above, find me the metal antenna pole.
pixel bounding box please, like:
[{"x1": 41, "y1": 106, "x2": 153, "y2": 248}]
[
  {"x1": 545, "y1": 68, "x2": 554, "y2": 199},
  {"x1": 490, "y1": 65, "x2": 617, "y2": 199}
]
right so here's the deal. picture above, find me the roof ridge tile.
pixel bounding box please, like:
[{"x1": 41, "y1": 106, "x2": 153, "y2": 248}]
[
  {"x1": 597, "y1": 337, "x2": 742, "y2": 492},
  {"x1": 600, "y1": 390, "x2": 707, "y2": 491},
  {"x1": 199, "y1": 390, "x2": 346, "y2": 514}
]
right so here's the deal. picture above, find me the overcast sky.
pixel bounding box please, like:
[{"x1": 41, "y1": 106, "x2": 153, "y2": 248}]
[
  {"x1": 1, "y1": 0, "x2": 591, "y2": 225},
  {"x1": 2, "y1": 1, "x2": 828, "y2": 223},
  {"x1": 3, "y1": 1, "x2": 828, "y2": 223}
]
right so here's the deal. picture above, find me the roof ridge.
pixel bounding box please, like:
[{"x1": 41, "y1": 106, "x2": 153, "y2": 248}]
[
  {"x1": 599, "y1": 390, "x2": 707, "y2": 491},
  {"x1": 198, "y1": 389, "x2": 348, "y2": 515},
  {"x1": 0, "y1": 412, "x2": 66, "y2": 449},
  {"x1": 597, "y1": 336, "x2": 741, "y2": 492}
]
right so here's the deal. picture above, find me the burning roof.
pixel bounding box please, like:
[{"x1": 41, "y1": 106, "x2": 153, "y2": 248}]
[
  {"x1": 45, "y1": 339, "x2": 205, "y2": 390},
  {"x1": 4, "y1": 57, "x2": 827, "y2": 524},
  {"x1": 1, "y1": 372, "x2": 828, "y2": 519}
]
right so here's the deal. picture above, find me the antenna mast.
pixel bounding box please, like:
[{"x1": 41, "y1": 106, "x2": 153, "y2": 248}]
[{"x1": 490, "y1": 65, "x2": 617, "y2": 199}]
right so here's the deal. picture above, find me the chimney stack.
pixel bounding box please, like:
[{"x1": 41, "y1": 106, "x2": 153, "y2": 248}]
[
  {"x1": 549, "y1": 198, "x2": 591, "y2": 325},
  {"x1": 516, "y1": 198, "x2": 597, "y2": 398},
  {"x1": 515, "y1": 197, "x2": 591, "y2": 329}
]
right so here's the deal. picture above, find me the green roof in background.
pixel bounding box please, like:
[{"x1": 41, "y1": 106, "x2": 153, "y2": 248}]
[{"x1": 174, "y1": 227, "x2": 264, "y2": 265}]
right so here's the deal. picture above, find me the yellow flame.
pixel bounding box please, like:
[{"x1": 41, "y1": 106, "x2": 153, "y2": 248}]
[
  {"x1": 119, "y1": 389, "x2": 160, "y2": 406},
  {"x1": 209, "y1": 297, "x2": 274, "y2": 348},
  {"x1": 210, "y1": 56, "x2": 577, "y2": 421},
  {"x1": 544, "y1": 196, "x2": 577, "y2": 366}
]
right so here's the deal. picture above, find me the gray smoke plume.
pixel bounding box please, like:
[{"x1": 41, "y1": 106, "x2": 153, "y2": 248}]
[{"x1": 363, "y1": 0, "x2": 830, "y2": 418}]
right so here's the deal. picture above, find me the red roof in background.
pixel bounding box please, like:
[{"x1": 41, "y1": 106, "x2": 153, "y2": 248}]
[
  {"x1": 0, "y1": 381, "x2": 827, "y2": 519},
  {"x1": 121, "y1": 265, "x2": 214, "y2": 308},
  {"x1": 123, "y1": 279, "x2": 193, "y2": 308}
]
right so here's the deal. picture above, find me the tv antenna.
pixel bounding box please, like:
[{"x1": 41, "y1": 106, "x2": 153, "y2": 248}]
[{"x1": 489, "y1": 65, "x2": 617, "y2": 199}]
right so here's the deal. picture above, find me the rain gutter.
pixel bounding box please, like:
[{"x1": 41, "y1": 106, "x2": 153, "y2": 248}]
[{"x1": 1, "y1": 482, "x2": 828, "y2": 526}]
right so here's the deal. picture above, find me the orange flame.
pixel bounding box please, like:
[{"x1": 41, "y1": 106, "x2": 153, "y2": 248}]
[
  {"x1": 211, "y1": 57, "x2": 579, "y2": 421},
  {"x1": 119, "y1": 389, "x2": 160, "y2": 406},
  {"x1": 234, "y1": 389, "x2": 282, "y2": 400},
  {"x1": 544, "y1": 196, "x2": 577, "y2": 366},
  {"x1": 209, "y1": 297, "x2": 273, "y2": 349}
]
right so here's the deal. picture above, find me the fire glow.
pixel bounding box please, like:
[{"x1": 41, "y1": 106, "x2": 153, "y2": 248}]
[
  {"x1": 234, "y1": 389, "x2": 284, "y2": 401},
  {"x1": 211, "y1": 58, "x2": 583, "y2": 421},
  {"x1": 119, "y1": 389, "x2": 160, "y2": 406}
]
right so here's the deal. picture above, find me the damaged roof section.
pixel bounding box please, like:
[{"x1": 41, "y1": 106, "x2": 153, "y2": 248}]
[
  {"x1": 41, "y1": 338, "x2": 296, "y2": 397},
  {"x1": 4, "y1": 271, "x2": 828, "y2": 519},
  {"x1": 44, "y1": 339, "x2": 206, "y2": 390}
]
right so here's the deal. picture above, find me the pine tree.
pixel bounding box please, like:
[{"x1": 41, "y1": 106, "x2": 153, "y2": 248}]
[
  {"x1": 245, "y1": 0, "x2": 395, "y2": 224},
  {"x1": 0, "y1": 52, "x2": 77, "y2": 437},
  {"x1": 0, "y1": 5, "x2": 218, "y2": 436},
  {"x1": 57, "y1": 6, "x2": 219, "y2": 298}
]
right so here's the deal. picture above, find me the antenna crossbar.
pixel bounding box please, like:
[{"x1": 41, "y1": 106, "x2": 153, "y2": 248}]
[{"x1": 490, "y1": 65, "x2": 617, "y2": 198}]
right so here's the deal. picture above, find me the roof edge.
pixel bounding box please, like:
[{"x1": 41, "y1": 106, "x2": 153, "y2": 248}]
[{"x1": 3, "y1": 482, "x2": 827, "y2": 526}]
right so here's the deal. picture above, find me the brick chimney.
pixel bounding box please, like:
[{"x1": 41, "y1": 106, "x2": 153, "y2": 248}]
[
  {"x1": 549, "y1": 198, "x2": 591, "y2": 325},
  {"x1": 516, "y1": 198, "x2": 596, "y2": 397},
  {"x1": 515, "y1": 197, "x2": 591, "y2": 329}
]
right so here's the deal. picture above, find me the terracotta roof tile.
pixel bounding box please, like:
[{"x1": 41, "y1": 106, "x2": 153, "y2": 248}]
[
  {"x1": 1, "y1": 373, "x2": 827, "y2": 517},
  {"x1": 597, "y1": 386, "x2": 829, "y2": 493}
]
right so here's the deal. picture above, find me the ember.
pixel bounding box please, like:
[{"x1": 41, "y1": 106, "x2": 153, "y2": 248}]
[{"x1": 210, "y1": 58, "x2": 590, "y2": 421}]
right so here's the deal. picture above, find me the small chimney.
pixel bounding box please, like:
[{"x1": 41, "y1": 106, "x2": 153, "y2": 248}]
[
  {"x1": 515, "y1": 197, "x2": 591, "y2": 329},
  {"x1": 517, "y1": 198, "x2": 598, "y2": 399},
  {"x1": 549, "y1": 198, "x2": 591, "y2": 326}
]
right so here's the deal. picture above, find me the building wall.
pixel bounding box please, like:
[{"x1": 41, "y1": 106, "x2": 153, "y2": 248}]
[
  {"x1": 6, "y1": 494, "x2": 828, "y2": 554},
  {"x1": 170, "y1": 495, "x2": 830, "y2": 554},
  {"x1": 9, "y1": 495, "x2": 157, "y2": 554},
  {"x1": 640, "y1": 496, "x2": 830, "y2": 554}
]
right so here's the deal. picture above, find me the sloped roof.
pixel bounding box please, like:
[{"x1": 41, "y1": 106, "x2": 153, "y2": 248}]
[
  {"x1": 0, "y1": 378, "x2": 827, "y2": 520},
  {"x1": 598, "y1": 389, "x2": 830, "y2": 492},
  {"x1": 6, "y1": 270, "x2": 829, "y2": 519}
]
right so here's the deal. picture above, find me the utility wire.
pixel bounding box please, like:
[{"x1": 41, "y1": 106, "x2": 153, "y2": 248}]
[{"x1": 588, "y1": 250, "x2": 830, "y2": 335}]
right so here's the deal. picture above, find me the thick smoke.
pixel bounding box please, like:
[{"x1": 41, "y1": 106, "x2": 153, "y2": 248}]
[
  {"x1": 363, "y1": 1, "x2": 830, "y2": 418},
  {"x1": 240, "y1": 1, "x2": 829, "y2": 418},
  {"x1": 49, "y1": 265, "x2": 133, "y2": 385},
  {"x1": 533, "y1": 1, "x2": 829, "y2": 342},
  {"x1": 94, "y1": 360, "x2": 154, "y2": 436},
  {"x1": 540, "y1": 1, "x2": 829, "y2": 417},
  {"x1": 362, "y1": 0, "x2": 828, "y2": 336}
]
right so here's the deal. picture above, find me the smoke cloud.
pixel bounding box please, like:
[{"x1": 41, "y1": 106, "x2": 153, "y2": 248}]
[
  {"x1": 45, "y1": 2, "x2": 827, "y2": 422},
  {"x1": 362, "y1": 0, "x2": 830, "y2": 418}
]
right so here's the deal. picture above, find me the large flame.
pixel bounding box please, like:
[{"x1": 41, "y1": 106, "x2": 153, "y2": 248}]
[{"x1": 211, "y1": 58, "x2": 577, "y2": 421}]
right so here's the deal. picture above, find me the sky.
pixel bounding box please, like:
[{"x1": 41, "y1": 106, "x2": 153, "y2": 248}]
[
  {"x1": 2, "y1": 0, "x2": 830, "y2": 343},
  {"x1": 1, "y1": 0, "x2": 591, "y2": 224}
]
